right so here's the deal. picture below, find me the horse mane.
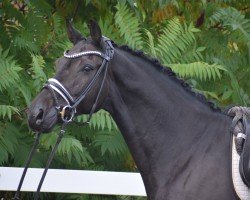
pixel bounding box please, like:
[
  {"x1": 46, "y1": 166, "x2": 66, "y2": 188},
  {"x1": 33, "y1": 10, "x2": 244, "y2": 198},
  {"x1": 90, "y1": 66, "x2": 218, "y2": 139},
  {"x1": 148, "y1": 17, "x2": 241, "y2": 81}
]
[{"x1": 114, "y1": 43, "x2": 221, "y2": 112}]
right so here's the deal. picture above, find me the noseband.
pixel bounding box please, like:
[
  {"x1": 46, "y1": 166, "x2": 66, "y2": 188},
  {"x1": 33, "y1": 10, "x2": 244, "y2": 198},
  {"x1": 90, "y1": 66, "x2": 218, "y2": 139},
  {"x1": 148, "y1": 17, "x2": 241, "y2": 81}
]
[{"x1": 13, "y1": 37, "x2": 114, "y2": 200}]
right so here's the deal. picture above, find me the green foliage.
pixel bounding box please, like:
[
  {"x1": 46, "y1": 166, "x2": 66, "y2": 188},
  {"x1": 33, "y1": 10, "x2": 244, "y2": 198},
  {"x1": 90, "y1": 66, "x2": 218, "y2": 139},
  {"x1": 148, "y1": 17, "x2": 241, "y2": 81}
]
[
  {"x1": 202, "y1": 6, "x2": 250, "y2": 105},
  {"x1": 41, "y1": 132, "x2": 93, "y2": 166},
  {"x1": 0, "y1": 49, "x2": 22, "y2": 91},
  {"x1": 144, "y1": 30, "x2": 157, "y2": 57},
  {"x1": 76, "y1": 110, "x2": 117, "y2": 131},
  {"x1": 90, "y1": 110, "x2": 117, "y2": 131},
  {"x1": 0, "y1": 105, "x2": 19, "y2": 120},
  {"x1": 210, "y1": 7, "x2": 250, "y2": 42},
  {"x1": 0, "y1": 0, "x2": 249, "y2": 199},
  {"x1": 115, "y1": 2, "x2": 143, "y2": 49},
  {"x1": 155, "y1": 17, "x2": 202, "y2": 64},
  {"x1": 94, "y1": 130, "x2": 128, "y2": 156},
  {"x1": 0, "y1": 122, "x2": 19, "y2": 164},
  {"x1": 170, "y1": 62, "x2": 227, "y2": 81},
  {"x1": 29, "y1": 54, "x2": 47, "y2": 91}
]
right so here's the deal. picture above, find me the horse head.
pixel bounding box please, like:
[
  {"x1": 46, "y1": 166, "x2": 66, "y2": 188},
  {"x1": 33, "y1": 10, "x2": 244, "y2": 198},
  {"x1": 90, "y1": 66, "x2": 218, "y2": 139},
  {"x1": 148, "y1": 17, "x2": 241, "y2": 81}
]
[{"x1": 27, "y1": 20, "x2": 112, "y2": 133}]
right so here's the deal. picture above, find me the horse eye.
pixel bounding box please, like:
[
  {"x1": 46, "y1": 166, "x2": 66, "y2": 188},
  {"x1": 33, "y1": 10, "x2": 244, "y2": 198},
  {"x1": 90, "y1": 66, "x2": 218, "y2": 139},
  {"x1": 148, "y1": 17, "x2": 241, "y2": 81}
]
[{"x1": 83, "y1": 64, "x2": 93, "y2": 72}]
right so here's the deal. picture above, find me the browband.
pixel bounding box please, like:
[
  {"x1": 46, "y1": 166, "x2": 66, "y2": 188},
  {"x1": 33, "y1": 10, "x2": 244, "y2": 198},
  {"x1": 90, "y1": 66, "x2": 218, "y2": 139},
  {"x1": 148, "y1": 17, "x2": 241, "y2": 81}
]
[{"x1": 64, "y1": 50, "x2": 110, "y2": 60}]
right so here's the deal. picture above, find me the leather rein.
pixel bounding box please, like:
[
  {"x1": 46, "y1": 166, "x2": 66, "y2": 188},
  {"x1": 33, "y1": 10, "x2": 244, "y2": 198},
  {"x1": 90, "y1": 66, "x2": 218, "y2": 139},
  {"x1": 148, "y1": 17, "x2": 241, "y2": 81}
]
[{"x1": 13, "y1": 37, "x2": 114, "y2": 200}]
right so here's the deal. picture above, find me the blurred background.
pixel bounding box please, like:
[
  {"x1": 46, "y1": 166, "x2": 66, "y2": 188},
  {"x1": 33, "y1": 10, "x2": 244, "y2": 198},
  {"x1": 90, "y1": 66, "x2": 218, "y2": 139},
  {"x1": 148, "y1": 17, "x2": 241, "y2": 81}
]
[{"x1": 0, "y1": 0, "x2": 249, "y2": 199}]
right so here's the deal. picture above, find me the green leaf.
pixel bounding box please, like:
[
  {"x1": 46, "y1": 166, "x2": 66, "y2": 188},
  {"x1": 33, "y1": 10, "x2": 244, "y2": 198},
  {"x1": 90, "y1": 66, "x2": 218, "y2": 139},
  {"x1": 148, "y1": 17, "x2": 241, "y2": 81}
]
[
  {"x1": 222, "y1": 90, "x2": 233, "y2": 100},
  {"x1": 156, "y1": 17, "x2": 201, "y2": 64},
  {"x1": 94, "y1": 130, "x2": 128, "y2": 156},
  {"x1": 0, "y1": 49, "x2": 22, "y2": 91},
  {"x1": 0, "y1": 122, "x2": 19, "y2": 164},
  {"x1": 115, "y1": 2, "x2": 143, "y2": 49},
  {"x1": 0, "y1": 105, "x2": 19, "y2": 120},
  {"x1": 169, "y1": 62, "x2": 226, "y2": 81},
  {"x1": 29, "y1": 54, "x2": 47, "y2": 91}
]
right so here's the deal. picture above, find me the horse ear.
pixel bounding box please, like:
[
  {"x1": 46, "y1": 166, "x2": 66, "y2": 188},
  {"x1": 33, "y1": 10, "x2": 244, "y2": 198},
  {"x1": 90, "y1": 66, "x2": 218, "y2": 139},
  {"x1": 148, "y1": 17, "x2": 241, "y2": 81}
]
[
  {"x1": 88, "y1": 20, "x2": 102, "y2": 45},
  {"x1": 66, "y1": 20, "x2": 85, "y2": 44}
]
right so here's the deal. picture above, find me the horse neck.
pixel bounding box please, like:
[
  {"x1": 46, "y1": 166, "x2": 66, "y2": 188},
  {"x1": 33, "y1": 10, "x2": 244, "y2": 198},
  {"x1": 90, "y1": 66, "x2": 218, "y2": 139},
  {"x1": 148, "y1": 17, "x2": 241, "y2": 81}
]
[{"x1": 104, "y1": 47, "x2": 232, "y2": 191}]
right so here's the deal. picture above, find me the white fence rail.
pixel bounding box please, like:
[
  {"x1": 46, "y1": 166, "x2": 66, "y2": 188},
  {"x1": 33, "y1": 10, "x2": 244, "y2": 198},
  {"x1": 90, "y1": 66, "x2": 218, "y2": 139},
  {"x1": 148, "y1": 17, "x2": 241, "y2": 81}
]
[{"x1": 0, "y1": 167, "x2": 146, "y2": 196}]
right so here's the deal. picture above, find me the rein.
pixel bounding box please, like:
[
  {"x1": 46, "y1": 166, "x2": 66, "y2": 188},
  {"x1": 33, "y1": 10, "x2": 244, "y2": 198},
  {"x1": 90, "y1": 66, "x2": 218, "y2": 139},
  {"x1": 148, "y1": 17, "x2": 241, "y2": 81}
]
[{"x1": 13, "y1": 37, "x2": 114, "y2": 200}]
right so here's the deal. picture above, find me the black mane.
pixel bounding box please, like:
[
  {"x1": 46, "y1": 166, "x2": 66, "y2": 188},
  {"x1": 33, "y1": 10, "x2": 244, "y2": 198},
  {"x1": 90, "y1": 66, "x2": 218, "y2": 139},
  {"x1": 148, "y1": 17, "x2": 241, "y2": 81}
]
[{"x1": 115, "y1": 43, "x2": 221, "y2": 112}]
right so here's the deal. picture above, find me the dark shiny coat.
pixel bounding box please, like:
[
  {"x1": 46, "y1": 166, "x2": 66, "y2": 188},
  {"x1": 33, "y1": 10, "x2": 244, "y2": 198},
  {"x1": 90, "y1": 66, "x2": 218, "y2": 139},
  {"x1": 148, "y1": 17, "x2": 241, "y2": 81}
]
[{"x1": 28, "y1": 21, "x2": 239, "y2": 200}]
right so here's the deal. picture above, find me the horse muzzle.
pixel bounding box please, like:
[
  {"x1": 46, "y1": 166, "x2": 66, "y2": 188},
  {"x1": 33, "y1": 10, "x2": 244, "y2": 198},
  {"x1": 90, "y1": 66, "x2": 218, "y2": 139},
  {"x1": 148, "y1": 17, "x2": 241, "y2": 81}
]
[{"x1": 27, "y1": 103, "x2": 58, "y2": 133}]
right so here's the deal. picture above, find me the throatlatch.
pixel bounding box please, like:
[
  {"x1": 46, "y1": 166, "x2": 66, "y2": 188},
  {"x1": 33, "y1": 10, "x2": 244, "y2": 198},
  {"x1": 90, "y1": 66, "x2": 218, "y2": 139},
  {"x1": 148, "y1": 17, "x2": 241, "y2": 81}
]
[{"x1": 13, "y1": 37, "x2": 114, "y2": 200}]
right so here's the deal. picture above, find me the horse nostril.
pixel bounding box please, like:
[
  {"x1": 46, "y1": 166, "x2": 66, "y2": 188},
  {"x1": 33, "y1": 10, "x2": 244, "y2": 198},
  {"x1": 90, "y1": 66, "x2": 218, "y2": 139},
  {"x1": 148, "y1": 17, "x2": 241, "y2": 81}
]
[{"x1": 35, "y1": 109, "x2": 44, "y2": 125}]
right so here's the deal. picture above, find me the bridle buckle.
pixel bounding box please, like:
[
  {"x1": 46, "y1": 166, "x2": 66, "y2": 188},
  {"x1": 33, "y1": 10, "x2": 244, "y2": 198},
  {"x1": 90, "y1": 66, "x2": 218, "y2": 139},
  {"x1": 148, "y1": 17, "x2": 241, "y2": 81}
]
[{"x1": 60, "y1": 105, "x2": 76, "y2": 123}]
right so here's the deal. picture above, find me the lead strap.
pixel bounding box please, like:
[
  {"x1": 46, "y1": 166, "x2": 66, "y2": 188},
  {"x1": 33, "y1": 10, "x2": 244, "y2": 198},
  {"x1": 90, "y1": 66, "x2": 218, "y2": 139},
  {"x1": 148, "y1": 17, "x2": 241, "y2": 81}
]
[
  {"x1": 12, "y1": 132, "x2": 42, "y2": 200},
  {"x1": 34, "y1": 123, "x2": 67, "y2": 200},
  {"x1": 12, "y1": 124, "x2": 66, "y2": 200}
]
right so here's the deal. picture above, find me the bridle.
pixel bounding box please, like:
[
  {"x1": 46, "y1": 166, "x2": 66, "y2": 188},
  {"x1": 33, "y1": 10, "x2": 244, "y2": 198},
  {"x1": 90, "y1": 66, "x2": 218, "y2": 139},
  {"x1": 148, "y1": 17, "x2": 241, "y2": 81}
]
[
  {"x1": 45, "y1": 37, "x2": 114, "y2": 123},
  {"x1": 13, "y1": 37, "x2": 114, "y2": 200}
]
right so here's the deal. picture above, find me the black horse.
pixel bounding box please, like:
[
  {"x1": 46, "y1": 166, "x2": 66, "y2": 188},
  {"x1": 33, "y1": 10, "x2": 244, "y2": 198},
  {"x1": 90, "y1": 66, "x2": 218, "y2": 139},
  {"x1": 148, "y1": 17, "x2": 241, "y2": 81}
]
[{"x1": 27, "y1": 21, "x2": 239, "y2": 200}]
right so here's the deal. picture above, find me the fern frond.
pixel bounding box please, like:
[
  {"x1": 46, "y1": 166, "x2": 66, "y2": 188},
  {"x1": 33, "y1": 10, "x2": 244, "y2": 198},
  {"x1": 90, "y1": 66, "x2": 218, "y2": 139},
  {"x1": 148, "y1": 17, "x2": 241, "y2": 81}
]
[
  {"x1": 156, "y1": 17, "x2": 201, "y2": 64},
  {"x1": 144, "y1": 29, "x2": 157, "y2": 57},
  {"x1": 0, "y1": 122, "x2": 19, "y2": 164},
  {"x1": 77, "y1": 110, "x2": 117, "y2": 131},
  {"x1": 115, "y1": 2, "x2": 143, "y2": 49},
  {"x1": 13, "y1": 9, "x2": 50, "y2": 53},
  {"x1": 30, "y1": 54, "x2": 47, "y2": 79},
  {"x1": 170, "y1": 62, "x2": 227, "y2": 81},
  {"x1": 40, "y1": 131, "x2": 58, "y2": 149},
  {"x1": 0, "y1": 105, "x2": 19, "y2": 120},
  {"x1": 52, "y1": 13, "x2": 64, "y2": 33},
  {"x1": 209, "y1": 7, "x2": 250, "y2": 42},
  {"x1": 16, "y1": 83, "x2": 32, "y2": 105},
  {"x1": 98, "y1": 18, "x2": 120, "y2": 42},
  {"x1": 57, "y1": 136, "x2": 93, "y2": 165},
  {"x1": 0, "y1": 49, "x2": 22, "y2": 91},
  {"x1": 90, "y1": 110, "x2": 117, "y2": 131},
  {"x1": 41, "y1": 132, "x2": 93, "y2": 165},
  {"x1": 227, "y1": 71, "x2": 245, "y2": 105},
  {"x1": 94, "y1": 130, "x2": 128, "y2": 156},
  {"x1": 29, "y1": 54, "x2": 47, "y2": 91},
  {"x1": 14, "y1": 31, "x2": 40, "y2": 53},
  {"x1": 29, "y1": 0, "x2": 53, "y2": 15}
]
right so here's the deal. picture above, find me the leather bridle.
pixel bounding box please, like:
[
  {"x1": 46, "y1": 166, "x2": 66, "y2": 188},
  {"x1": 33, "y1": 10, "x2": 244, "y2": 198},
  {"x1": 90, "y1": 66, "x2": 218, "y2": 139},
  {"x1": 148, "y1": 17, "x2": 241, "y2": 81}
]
[
  {"x1": 13, "y1": 37, "x2": 114, "y2": 200},
  {"x1": 45, "y1": 37, "x2": 114, "y2": 123}
]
